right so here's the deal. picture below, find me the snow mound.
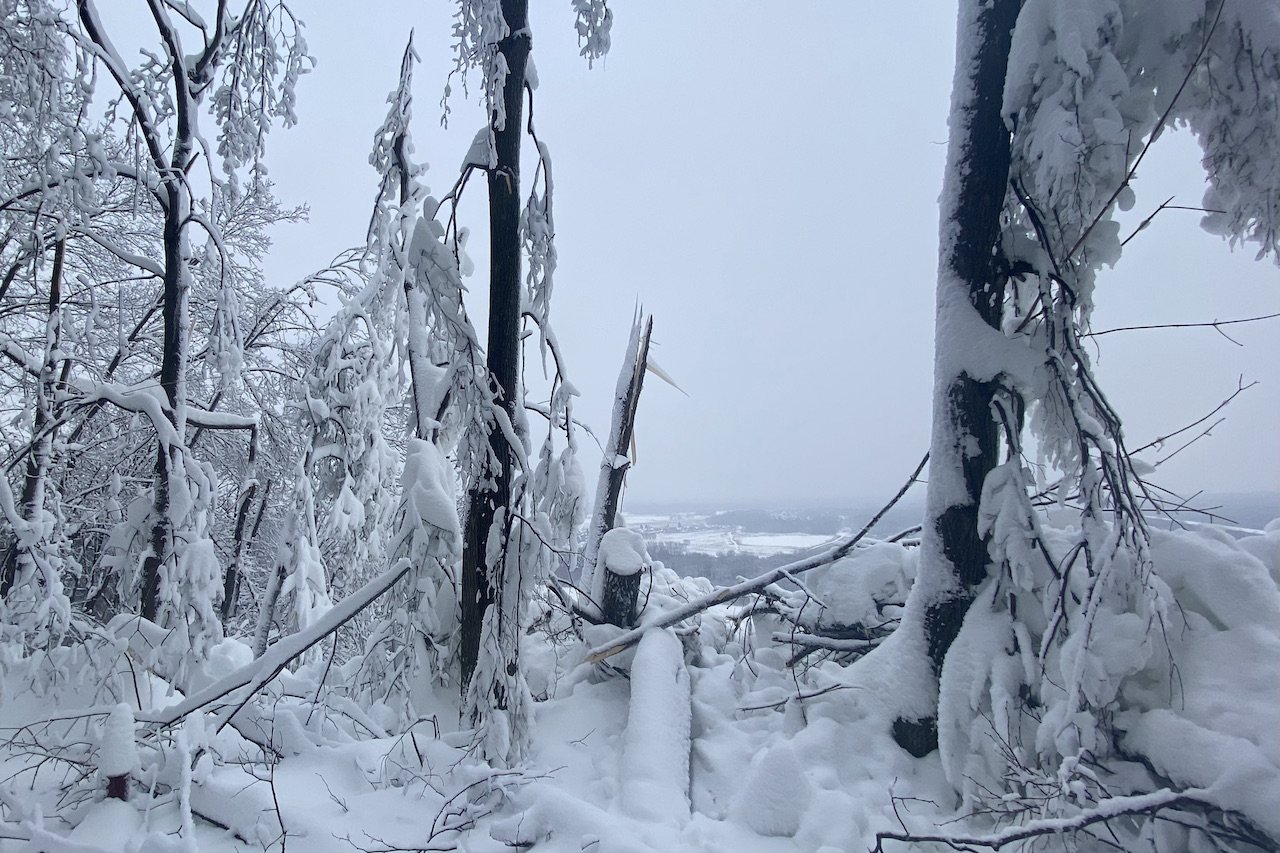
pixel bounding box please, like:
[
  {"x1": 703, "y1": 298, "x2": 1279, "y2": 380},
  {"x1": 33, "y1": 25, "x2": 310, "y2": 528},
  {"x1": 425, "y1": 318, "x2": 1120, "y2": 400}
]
[
  {"x1": 729, "y1": 742, "x2": 812, "y2": 837},
  {"x1": 814, "y1": 542, "x2": 911, "y2": 632},
  {"x1": 599, "y1": 527, "x2": 648, "y2": 577},
  {"x1": 97, "y1": 703, "x2": 139, "y2": 778}
]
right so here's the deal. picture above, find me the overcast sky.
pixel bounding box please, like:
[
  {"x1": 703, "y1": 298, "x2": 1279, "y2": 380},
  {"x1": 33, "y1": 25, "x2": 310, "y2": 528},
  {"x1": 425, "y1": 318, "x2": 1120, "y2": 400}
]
[{"x1": 259, "y1": 3, "x2": 1278, "y2": 509}]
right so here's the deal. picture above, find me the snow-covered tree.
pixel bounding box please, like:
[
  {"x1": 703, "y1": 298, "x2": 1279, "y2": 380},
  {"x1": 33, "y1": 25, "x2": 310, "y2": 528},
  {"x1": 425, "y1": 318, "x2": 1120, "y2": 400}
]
[
  {"x1": 259, "y1": 22, "x2": 586, "y2": 745},
  {"x1": 897, "y1": 0, "x2": 1280, "y2": 843},
  {"x1": 443, "y1": 0, "x2": 595, "y2": 765},
  {"x1": 0, "y1": 2, "x2": 311, "y2": 685}
]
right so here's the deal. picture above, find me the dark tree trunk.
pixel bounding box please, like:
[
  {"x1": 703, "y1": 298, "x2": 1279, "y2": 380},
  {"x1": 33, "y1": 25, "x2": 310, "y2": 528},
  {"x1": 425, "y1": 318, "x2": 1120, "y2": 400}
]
[
  {"x1": 460, "y1": 0, "x2": 531, "y2": 690},
  {"x1": 601, "y1": 567, "x2": 642, "y2": 628},
  {"x1": 222, "y1": 473, "x2": 269, "y2": 624},
  {"x1": 141, "y1": 188, "x2": 187, "y2": 623},
  {"x1": 892, "y1": 0, "x2": 1021, "y2": 759},
  {"x1": 105, "y1": 773, "x2": 129, "y2": 801}
]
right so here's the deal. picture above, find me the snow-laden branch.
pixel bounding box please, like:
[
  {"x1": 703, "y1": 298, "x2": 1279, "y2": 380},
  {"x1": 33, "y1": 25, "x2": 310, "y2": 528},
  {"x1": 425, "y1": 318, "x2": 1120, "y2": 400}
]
[
  {"x1": 0, "y1": 822, "x2": 118, "y2": 853},
  {"x1": 585, "y1": 452, "x2": 929, "y2": 663},
  {"x1": 0, "y1": 163, "x2": 161, "y2": 213},
  {"x1": 70, "y1": 2, "x2": 170, "y2": 174},
  {"x1": 874, "y1": 787, "x2": 1225, "y2": 852},
  {"x1": 139, "y1": 558, "x2": 414, "y2": 730},
  {"x1": 73, "y1": 227, "x2": 166, "y2": 277},
  {"x1": 2, "y1": 330, "x2": 256, "y2": 434}
]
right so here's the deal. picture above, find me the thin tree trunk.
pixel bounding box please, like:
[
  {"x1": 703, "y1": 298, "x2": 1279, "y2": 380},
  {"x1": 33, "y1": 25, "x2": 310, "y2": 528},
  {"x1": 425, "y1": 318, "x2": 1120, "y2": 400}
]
[
  {"x1": 892, "y1": 0, "x2": 1020, "y2": 758},
  {"x1": 1, "y1": 239, "x2": 67, "y2": 601},
  {"x1": 222, "y1": 464, "x2": 269, "y2": 624},
  {"x1": 460, "y1": 0, "x2": 531, "y2": 689},
  {"x1": 141, "y1": 189, "x2": 189, "y2": 622}
]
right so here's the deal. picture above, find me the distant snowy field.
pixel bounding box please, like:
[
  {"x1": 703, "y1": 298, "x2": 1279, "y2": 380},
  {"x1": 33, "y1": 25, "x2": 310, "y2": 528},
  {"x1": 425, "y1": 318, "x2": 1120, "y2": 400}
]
[
  {"x1": 646, "y1": 527, "x2": 838, "y2": 559},
  {"x1": 628, "y1": 492, "x2": 1279, "y2": 577},
  {"x1": 624, "y1": 506, "x2": 897, "y2": 562}
]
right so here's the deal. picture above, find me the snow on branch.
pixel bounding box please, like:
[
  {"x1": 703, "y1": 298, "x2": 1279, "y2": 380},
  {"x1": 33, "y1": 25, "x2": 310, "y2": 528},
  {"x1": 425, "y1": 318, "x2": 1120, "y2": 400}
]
[
  {"x1": 873, "y1": 786, "x2": 1274, "y2": 852},
  {"x1": 140, "y1": 558, "x2": 416, "y2": 731},
  {"x1": 572, "y1": 0, "x2": 613, "y2": 67}
]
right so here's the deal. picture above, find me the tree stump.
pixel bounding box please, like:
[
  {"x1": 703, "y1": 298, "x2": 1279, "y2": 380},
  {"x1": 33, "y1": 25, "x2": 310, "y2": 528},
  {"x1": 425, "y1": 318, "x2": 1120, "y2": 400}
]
[{"x1": 598, "y1": 527, "x2": 649, "y2": 628}]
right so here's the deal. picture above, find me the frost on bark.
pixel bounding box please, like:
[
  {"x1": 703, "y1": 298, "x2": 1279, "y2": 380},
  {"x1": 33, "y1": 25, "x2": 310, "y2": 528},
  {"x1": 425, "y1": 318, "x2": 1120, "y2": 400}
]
[{"x1": 892, "y1": 0, "x2": 1021, "y2": 759}]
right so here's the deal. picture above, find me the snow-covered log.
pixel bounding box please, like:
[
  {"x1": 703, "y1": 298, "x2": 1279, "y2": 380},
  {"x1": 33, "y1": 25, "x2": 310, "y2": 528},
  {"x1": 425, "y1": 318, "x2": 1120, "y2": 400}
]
[{"x1": 620, "y1": 627, "x2": 691, "y2": 823}]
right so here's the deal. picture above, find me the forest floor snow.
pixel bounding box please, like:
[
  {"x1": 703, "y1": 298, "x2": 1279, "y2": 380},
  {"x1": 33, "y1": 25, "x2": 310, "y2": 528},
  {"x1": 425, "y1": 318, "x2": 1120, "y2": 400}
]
[
  {"x1": 2, "y1": 519, "x2": 1278, "y2": 852},
  {"x1": 0, "y1": 629, "x2": 952, "y2": 853}
]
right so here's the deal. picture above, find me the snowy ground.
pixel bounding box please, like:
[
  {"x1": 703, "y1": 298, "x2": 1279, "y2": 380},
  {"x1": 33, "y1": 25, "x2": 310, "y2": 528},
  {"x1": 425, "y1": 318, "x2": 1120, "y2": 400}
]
[{"x1": 2, "y1": 516, "x2": 1278, "y2": 853}]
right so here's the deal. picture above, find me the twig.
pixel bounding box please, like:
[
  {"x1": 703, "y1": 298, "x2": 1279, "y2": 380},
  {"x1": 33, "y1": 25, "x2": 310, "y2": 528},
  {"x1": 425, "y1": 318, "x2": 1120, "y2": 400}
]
[
  {"x1": 737, "y1": 683, "x2": 857, "y2": 712},
  {"x1": 1085, "y1": 312, "x2": 1279, "y2": 344},
  {"x1": 1119, "y1": 196, "x2": 1225, "y2": 247},
  {"x1": 1130, "y1": 377, "x2": 1256, "y2": 455}
]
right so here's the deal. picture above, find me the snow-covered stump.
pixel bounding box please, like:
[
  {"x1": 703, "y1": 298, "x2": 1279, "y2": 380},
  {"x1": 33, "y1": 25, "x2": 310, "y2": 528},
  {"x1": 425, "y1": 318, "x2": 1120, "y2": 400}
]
[
  {"x1": 620, "y1": 627, "x2": 691, "y2": 824},
  {"x1": 98, "y1": 704, "x2": 139, "y2": 802},
  {"x1": 598, "y1": 527, "x2": 649, "y2": 627}
]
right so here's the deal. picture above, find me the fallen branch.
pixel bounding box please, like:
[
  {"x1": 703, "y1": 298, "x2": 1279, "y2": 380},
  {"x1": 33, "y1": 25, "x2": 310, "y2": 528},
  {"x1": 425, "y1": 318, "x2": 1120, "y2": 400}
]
[
  {"x1": 137, "y1": 560, "x2": 414, "y2": 730},
  {"x1": 874, "y1": 788, "x2": 1211, "y2": 852},
  {"x1": 585, "y1": 452, "x2": 929, "y2": 664},
  {"x1": 771, "y1": 632, "x2": 879, "y2": 652},
  {"x1": 0, "y1": 821, "x2": 119, "y2": 852}
]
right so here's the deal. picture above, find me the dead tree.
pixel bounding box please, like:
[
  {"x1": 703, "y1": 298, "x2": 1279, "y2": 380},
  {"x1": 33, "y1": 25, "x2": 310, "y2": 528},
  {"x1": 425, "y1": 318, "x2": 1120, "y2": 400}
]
[{"x1": 583, "y1": 314, "x2": 652, "y2": 626}]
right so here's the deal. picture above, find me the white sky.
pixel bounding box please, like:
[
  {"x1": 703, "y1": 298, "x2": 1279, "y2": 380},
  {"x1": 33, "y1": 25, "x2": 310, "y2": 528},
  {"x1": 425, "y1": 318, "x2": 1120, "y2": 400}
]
[{"x1": 260, "y1": 3, "x2": 1278, "y2": 508}]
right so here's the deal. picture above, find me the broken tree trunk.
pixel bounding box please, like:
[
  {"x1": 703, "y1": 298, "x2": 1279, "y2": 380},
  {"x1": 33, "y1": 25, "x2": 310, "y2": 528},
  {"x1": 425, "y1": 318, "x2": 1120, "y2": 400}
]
[{"x1": 582, "y1": 315, "x2": 652, "y2": 623}]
